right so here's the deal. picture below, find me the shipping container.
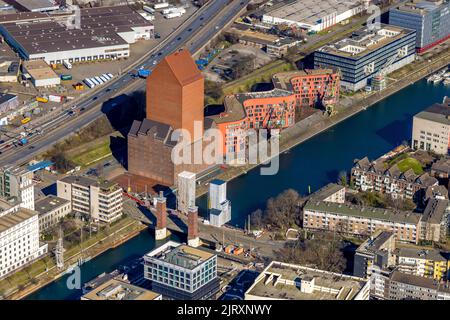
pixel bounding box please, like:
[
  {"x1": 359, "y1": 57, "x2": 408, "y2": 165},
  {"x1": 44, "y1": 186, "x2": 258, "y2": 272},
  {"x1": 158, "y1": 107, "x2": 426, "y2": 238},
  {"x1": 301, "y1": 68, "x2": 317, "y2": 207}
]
[
  {"x1": 36, "y1": 97, "x2": 48, "y2": 103},
  {"x1": 74, "y1": 83, "x2": 84, "y2": 90},
  {"x1": 233, "y1": 247, "x2": 244, "y2": 255},
  {"x1": 224, "y1": 245, "x2": 235, "y2": 254},
  {"x1": 48, "y1": 95, "x2": 64, "y2": 103},
  {"x1": 83, "y1": 79, "x2": 95, "y2": 88},
  {"x1": 60, "y1": 74, "x2": 72, "y2": 81},
  {"x1": 164, "y1": 11, "x2": 183, "y2": 18},
  {"x1": 21, "y1": 117, "x2": 31, "y2": 124}
]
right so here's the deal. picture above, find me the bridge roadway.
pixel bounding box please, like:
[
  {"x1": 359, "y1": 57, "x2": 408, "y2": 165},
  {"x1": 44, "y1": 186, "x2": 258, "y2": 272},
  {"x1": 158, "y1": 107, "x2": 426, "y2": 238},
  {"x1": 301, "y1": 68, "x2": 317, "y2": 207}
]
[{"x1": 0, "y1": 0, "x2": 249, "y2": 166}]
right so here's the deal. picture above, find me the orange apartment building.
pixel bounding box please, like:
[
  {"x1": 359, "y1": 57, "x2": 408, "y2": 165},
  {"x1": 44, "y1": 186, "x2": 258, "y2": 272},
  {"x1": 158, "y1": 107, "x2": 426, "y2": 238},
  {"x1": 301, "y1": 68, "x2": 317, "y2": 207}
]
[
  {"x1": 207, "y1": 89, "x2": 296, "y2": 155},
  {"x1": 272, "y1": 69, "x2": 340, "y2": 108}
]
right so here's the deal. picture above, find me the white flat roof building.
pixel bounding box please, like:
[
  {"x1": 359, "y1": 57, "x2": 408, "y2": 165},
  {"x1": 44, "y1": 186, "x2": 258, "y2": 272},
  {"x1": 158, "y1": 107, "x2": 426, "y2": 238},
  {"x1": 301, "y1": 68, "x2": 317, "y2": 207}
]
[
  {"x1": 262, "y1": 0, "x2": 365, "y2": 32},
  {"x1": 34, "y1": 195, "x2": 71, "y2": 232},
  {"x1": 0, "y1": 206, "x2": 48, "y2": 280}
]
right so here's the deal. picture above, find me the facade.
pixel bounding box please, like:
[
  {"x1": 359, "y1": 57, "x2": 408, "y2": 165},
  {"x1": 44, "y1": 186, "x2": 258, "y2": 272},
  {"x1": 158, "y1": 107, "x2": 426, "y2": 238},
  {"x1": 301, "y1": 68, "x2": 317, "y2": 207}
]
[
  {"x1": 143, "y1": 241, "x2": 220, "y2": 300},
  {"x1": 81, "y1": 279, "x2": 162, "y2": 300},
  {"x1": 0, "y1": 6, "x2": 154, "y2": 64},
  {"x1": 34, "y1": 195, "x2": 71, "y2": 232},
  {"x1": 351, "y1": 156, "x2": 438, "y2": 201},
  {"x1": 353, "y1": 231, "x2": 396, "y2": 278},
  {"x1": 0, "y1": 206, "x2": 48, "y2": 279},
  {"x1": 314, "y1": 24, "x2": 416, "y2": 91},
  {"x1": 397, "y1": 247, "x2": 450, "y2": 280},
  {"x1": 261, "y1": 0, "x2": 365, "y2": 32},
  {"x1": 272, "y1": 69, "x2": 340, "y2": 108},
  {"x1": 177, "y1": 171, "x2": 196, "y2": 215},
  {"x1": 303, "y1": 200, "x2": 422, "y2": 243},
  {"x1": 0, "y1": 165, "x2": 34, "y2": 210},
  {"x1": 411, "y1": 98, "x2": 450, "y2": 155},
  {"x1": 245, "y1": 261, "x2": 370, "y2": 300},
  {"x1": 419, "y1": 198, "x2": 450, "y2": 243},
  {"x1": 386, "y1": 271, "x2": 450, "y2": 300},
  {"x1": 57, "y1": 176, "x2": 122, "y2": 223},
  {"x1": 22, "y1": 60, "x2": 60, "y2": 87},
  {"x1": 208, "y1": 179, "x2": 231, "y2": 227},
  {"x1": 389, "y1": 0, "x2": 450, "y2": 53}
]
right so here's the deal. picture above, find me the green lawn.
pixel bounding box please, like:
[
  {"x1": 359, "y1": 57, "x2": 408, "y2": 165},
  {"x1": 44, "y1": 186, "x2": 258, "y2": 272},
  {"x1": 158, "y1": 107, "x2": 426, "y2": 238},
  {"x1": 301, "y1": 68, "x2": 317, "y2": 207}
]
[
  {"x1": 396, "y1": 157, "x2": 424, "y2": 175},
  {"x1": 70, "y1": 141, "x2": 112, "y2": 167}
]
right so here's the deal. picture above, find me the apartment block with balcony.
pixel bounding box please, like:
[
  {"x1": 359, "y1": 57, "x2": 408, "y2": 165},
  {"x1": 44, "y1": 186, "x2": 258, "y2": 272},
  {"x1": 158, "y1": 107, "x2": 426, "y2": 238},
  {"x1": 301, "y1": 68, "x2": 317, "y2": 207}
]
[
  {"x1": 397, "y1": 247, "x2": 450, "y2": 280},
  {"x1": 57, "y1": 176, "x2": 123, "y2": 224},
  {"x1": 419, "y1": 198, "x2": 450, "y2": 243},
  {"x1": 351, "y1": 156, "x2": 438, "y2": 202},
  {"x1": 0, "y1": 165, "x2": 34, "y2": 210},
  {"x1": 303, "y1": 200, "x2": 422, "y2": 244}
]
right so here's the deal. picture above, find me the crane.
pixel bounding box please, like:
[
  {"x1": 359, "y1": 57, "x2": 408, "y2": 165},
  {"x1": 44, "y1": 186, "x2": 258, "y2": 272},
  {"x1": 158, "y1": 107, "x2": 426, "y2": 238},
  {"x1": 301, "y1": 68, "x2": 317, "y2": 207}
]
[{"x1": 372, "y1": 52, "x2": 399, "y2": 91}]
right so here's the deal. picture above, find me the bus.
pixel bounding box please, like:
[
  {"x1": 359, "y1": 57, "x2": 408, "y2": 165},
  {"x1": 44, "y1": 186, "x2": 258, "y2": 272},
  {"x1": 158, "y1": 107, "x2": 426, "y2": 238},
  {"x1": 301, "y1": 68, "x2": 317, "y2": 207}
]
[
  {"x1": 21, "y1": 117, "x2": 31, "y2": 124},
  {"x1": 84, "y1": 78, "x2": 95, "y2": 88}
]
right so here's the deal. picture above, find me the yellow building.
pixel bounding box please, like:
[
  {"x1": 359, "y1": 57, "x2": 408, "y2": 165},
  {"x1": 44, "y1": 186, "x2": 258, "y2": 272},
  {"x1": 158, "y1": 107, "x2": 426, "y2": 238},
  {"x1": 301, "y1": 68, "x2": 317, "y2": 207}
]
[{"x1": 397, "y1": 247, "x2": 450, "y2": 281}]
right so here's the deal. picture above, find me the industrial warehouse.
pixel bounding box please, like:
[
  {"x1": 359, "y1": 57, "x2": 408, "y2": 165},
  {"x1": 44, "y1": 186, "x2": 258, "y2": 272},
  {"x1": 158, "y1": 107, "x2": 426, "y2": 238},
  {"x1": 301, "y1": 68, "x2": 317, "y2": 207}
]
[
  {"x1": 261, "y1": 0, "x2": 366, "y2": 32},
  {"x1": 0, "y1": 5, "x2": 154, "y2": 64}
]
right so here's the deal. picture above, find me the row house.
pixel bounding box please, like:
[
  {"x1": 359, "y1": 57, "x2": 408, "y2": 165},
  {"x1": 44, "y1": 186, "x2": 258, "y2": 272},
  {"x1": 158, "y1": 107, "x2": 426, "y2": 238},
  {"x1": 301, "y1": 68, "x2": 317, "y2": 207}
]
[{"x1": 351, "y1": 157, "x2": 438, "y2": 202}]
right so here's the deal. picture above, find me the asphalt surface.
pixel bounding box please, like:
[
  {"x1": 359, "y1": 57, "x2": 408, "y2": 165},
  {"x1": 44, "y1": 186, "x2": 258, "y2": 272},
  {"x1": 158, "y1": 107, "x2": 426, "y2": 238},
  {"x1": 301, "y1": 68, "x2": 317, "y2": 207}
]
[{"x1": 0, "y1": 0, "x2": 248, "y2": 166}]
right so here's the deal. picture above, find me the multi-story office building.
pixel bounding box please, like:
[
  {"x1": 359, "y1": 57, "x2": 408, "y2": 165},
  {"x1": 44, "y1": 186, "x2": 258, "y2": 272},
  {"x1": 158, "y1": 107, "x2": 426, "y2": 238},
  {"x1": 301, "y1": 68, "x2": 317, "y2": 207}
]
[
  {"x1": 351, "y1": 156, "x2": 438, "y2": 201},
  {"x1": 272, "y1": 69, "x2": 340, "y2": 108},
  {"x1": 245, "y1": 261, "x2": 370, "y2": 300},
  {"x1": 143, "y1": 241, "x2": 220, "y2": 300},
  {"x1": 34, "y1": 195, "x2": 71, "y2": 232},
  {"x1": 314, "y1": 24, "x2": 416, "y2": 91},
  {"x1": 353, "y1": 231, "x2": 396, "y2": 278},
  {"x1": 389, "y1": 0, "x2": 450, "y2": 53},
  {"x1": 81, "y1": 279, "x2": 162, "y2": 300},
  {"x1": 397, "y1": 247, "x2": 450, "y2": 280},
  {"x1": 412, "y1": 97, "x2": 450, "y2": 155},
  {"x1": 0, "y1": 165, "x2": 34, "y2": 210},
  {"x1": 57, "y1": 176, "x2": 122, "y2": 223},
  {"x1": 0, "y1": 203, "x2": 48, "y2": 279},
  {"x1": 177, "y1": 171, "x2": 196, "y2": 215},
  {"x1": 303, "y1": 200, "x2": 422, "y2": 243},
  {"x1": 208, "y1": 179, "x2": 231, "y2": 227}
]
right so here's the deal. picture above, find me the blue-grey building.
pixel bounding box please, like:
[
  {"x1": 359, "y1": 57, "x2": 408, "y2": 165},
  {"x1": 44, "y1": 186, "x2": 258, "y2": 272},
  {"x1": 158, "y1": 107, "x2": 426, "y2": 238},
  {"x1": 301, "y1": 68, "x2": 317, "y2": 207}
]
[
  {"x1": 389, "y1": 0, "x2": 450, "y2": 53},
  {"x1": 143, "y1": 241, "x2": 220, "y2": 300},
  {"x1": 314, "y1": 24, "x2": 416, "y2": 91}
]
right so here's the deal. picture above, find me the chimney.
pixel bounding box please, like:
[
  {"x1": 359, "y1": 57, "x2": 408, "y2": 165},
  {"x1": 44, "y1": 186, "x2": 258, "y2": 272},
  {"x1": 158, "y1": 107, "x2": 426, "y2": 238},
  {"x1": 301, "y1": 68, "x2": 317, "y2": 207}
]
[
  {"x1": 155, "y1": 191, "x2": 168, "y2": 240},
  {"x1": 187, "y1": 205, "x2": 199, "y2": 247}
]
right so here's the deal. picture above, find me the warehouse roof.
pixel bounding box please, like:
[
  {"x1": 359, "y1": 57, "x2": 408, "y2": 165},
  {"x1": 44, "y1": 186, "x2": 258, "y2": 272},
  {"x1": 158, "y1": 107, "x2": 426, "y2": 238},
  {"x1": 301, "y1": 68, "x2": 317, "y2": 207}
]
[
  {"x1": 22, "y1": 60, "x2": 59, "y2": 81},
  {"x1": 14, "y1": 0, "x2": 60, "y2": 12},
  {"x1": 0, "y1": 208, "x2": 37, "y2": 233},
  {"x1": 0, "y1": 6, "x2": 152, "y2": 56},
  {"x1": 304, "y1": 200, "x2": 422, "y2": 224}
]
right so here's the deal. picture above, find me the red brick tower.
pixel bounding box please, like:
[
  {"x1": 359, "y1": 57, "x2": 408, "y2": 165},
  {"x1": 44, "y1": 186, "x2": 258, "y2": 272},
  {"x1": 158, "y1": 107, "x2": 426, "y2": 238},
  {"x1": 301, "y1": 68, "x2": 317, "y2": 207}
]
[
  {"x1": 155, "y1": 191, "x2": 168, "y2": 240},
  {"x1": 187, "y1": 205, "x2": 199, "y2": 247}
]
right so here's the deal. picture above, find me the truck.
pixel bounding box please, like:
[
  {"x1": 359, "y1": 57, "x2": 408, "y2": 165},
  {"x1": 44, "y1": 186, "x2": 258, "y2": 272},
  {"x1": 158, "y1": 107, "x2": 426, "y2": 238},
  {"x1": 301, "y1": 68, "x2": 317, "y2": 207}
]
[
  {"x1": 143, "y1": 5, "x2": 155, "y2": 13},
  {"x1": 60, "y1": 74, "x2": 72, "y2": 81},
  {"x1": 138, "y1": 69, "x2": 151, "y2": 78},
  {"x1": 63, "y1": 60, "x2": 72, "y2": 69},
  {"x1": 165, "y1": 11, "x2": 183, "y2": 19},
  {"x1": 83, "y1": 78, "x2": 95, "y2": 88},
  {"x1": 36, "y1": 96, "x2": 48, "y2": 103},
  {"x1": 48, "y1": 95, "x2": 64, "y2": 103},
  {"x1": 154, "y1": 2, "x2": 169, "y2": 9}
]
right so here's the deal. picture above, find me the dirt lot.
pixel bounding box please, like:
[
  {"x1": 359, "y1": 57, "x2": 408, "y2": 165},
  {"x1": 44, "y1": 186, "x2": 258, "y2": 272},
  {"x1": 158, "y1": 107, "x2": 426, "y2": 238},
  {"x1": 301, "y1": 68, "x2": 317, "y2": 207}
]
[{"x1": 204, "y1": 44, "x2": 274, "y2": 83}]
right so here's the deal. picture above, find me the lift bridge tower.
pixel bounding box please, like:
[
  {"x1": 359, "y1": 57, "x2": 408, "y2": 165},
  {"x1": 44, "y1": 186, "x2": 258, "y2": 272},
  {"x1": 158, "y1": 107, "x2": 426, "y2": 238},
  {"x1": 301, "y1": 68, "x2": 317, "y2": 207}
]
[{"x1": 55, "y1": 227, "x2": 65, "y2": 269}]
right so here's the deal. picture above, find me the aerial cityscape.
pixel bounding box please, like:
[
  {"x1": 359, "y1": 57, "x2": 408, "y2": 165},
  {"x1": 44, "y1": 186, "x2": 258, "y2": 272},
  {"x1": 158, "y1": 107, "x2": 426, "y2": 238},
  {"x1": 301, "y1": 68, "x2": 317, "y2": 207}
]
[{"x1": 0, "y1": 0, "x2": 449, "y2": 309}]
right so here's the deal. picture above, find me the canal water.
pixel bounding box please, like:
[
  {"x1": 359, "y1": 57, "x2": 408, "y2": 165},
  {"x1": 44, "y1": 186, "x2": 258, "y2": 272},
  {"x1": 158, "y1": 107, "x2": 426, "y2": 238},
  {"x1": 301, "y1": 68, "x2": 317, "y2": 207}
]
[{"x1": 28, "y1": 78, "x2": 449, "y2": 300}]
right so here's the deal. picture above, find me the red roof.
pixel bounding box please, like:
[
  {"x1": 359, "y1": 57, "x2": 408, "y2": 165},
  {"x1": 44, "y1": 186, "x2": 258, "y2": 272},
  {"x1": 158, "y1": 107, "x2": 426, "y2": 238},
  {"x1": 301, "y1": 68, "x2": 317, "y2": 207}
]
[{"x1": 160, "y1": 48, "x2": 203, "y2": 86}]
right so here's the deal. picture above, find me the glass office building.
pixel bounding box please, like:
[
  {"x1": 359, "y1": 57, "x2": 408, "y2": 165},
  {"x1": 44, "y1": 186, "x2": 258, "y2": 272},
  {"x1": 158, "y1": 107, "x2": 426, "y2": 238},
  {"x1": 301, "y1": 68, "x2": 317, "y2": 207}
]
[
  {"x1": 143, "y1": 241, "x2": 220, "y2": 300},
  {"x1": 314, "y1": 24, "x2": 416, "y2": 91},
  {"x1": 389, "y1": 0, "x2": 450, "y2": 53}
]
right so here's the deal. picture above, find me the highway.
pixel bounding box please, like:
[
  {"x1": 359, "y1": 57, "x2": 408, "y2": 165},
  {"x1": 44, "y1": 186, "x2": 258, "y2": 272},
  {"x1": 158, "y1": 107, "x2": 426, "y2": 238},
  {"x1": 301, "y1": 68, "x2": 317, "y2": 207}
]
[{"x1": 0, "y1": 0, "x2": 248, "y2": 166}]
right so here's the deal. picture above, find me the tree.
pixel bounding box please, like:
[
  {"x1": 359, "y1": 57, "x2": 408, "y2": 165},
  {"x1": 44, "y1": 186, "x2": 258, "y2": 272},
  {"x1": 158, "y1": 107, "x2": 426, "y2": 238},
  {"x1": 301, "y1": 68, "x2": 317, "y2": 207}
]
[
  {"x1": 339, "y1": 170, "x2": 348, "y2": 186},
  {"x1": 250, "y1": 209, "x2": 263, "y2": 230},
  {"x1": 232, "y1": 54, "x2": 256, "y2": 79},
  {"x1": 264, "y1": 189, "x2": 302, "y2": 230},
  {"x1": 204, "y1": 80, "x2": 223, "y2": 102}
]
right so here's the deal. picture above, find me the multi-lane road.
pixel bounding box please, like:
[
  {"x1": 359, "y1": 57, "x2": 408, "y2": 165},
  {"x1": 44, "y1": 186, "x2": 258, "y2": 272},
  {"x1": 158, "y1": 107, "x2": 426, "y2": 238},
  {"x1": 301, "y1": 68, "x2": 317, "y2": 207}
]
[{"x1": 0, "y1": 0, "x2": 248, "y2": 166}]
